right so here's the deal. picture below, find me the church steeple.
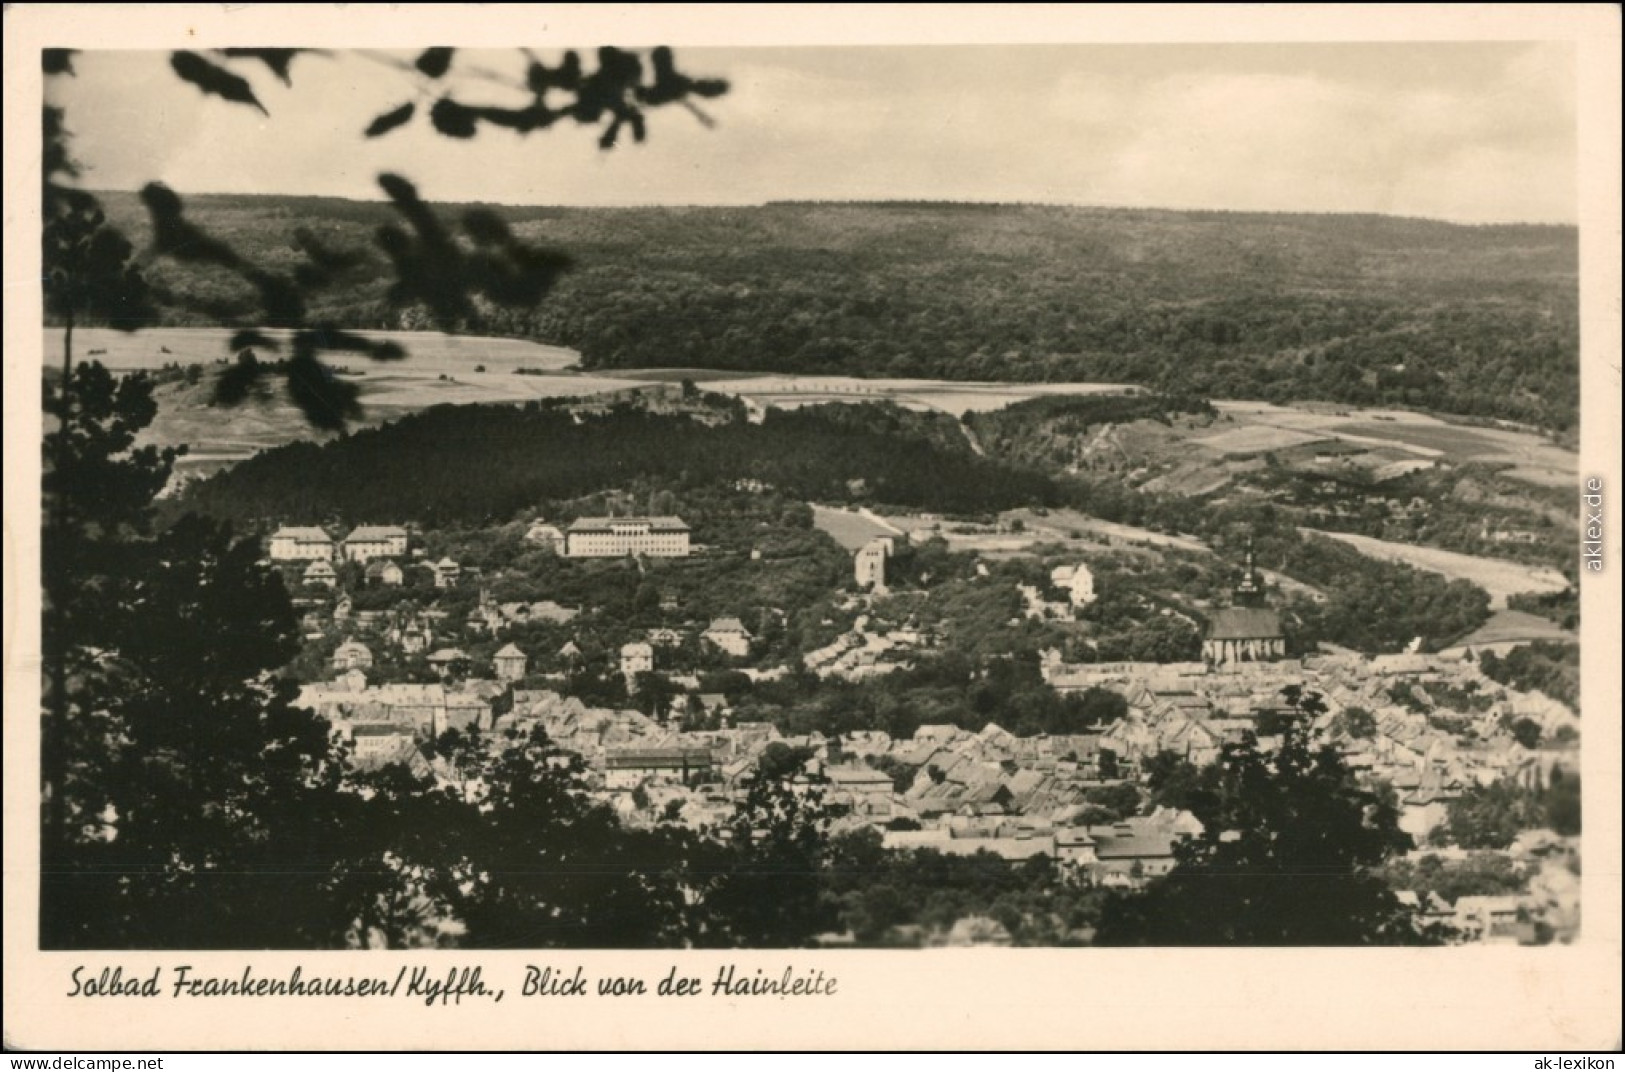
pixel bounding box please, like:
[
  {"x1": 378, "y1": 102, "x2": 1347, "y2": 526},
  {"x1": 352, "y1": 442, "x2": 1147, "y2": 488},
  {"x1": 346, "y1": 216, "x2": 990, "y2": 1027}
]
[{"x1": 1233, "y1": 537, "x2": 1265, "y2": 606}]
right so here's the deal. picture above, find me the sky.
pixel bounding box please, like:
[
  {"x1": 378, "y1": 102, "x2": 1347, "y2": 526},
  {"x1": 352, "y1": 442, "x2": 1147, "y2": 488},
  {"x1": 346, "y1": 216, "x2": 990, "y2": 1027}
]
[{"x1": 47, "y1": 42, "x2": 1577, "y2": 224}]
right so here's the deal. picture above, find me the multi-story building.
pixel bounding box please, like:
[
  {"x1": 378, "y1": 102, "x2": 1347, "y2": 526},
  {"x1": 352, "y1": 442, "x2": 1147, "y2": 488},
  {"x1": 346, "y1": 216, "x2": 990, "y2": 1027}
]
[
  {"x1": 564, "y1": 516, "x2": 691, "y2": 558},
  {"x1": 855, "y1": 538, "x2": 890, "y2": 589},
  {"x1": 343, "y1": 525, "x2": 409, "y2": 563},
  {"x1": 268, "y1": 526, "x2": 335, "y2": 562}
]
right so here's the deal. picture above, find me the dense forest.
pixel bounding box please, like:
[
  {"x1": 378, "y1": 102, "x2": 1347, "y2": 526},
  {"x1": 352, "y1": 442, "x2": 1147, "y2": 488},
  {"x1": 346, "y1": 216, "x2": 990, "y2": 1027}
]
[
  {"x1": 86, "y1": 193, "x2": 1579, "y2": 430},
  {"x1": 174, "y1": 394, "x2": 1496, "y2": 656},
  {"x1": 172, "y1": 399, "x2": 1055, "y2": 527}
]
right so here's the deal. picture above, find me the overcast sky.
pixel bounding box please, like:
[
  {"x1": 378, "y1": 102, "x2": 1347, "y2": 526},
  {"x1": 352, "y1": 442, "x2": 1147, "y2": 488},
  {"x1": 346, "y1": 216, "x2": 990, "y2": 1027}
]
[{"x1": 48, "y1": 42, "x2": 1576, "y2": 224}]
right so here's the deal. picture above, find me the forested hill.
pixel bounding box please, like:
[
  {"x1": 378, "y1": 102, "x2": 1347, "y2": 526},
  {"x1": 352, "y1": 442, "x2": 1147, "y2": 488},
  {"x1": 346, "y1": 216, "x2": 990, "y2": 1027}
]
[
  {"x1": 94, "y1": 192, "x2": 1578, "y2": 429},
  {"x1": 170, "y1": 399, "x2": 1057, "y2": 528}
]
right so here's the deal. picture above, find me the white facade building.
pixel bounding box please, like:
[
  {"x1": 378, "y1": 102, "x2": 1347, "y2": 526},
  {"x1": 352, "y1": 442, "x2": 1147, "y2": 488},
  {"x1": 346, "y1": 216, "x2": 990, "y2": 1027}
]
[
  {"x1": 564, "y1": 517, "x2": 691, "y2": 558},
  {"x1": 268, "y1": 526, "x2": 334, "y2": 562},
  {"x1": 343, "y1": 525, "x2": 409, "y2": 563}
]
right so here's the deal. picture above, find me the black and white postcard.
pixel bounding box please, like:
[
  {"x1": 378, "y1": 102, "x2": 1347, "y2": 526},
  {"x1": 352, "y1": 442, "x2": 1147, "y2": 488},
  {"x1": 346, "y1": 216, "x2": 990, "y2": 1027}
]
[{"x1": 4, "y1": 3, "x2": 1620, "y2": 1052}]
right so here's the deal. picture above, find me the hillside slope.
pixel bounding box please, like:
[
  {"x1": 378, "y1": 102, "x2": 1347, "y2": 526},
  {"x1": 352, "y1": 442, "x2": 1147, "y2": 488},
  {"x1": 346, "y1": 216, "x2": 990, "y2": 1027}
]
[{"x1": 90, "y1": 193, "x2": 1579, "y2": 429}]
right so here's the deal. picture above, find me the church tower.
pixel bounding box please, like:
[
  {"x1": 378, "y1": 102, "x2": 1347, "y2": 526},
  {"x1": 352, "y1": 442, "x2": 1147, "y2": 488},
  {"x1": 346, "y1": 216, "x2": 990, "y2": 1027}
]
[{"x1": 1203, "y1": 537, "x2": 1285, "y2": 666}]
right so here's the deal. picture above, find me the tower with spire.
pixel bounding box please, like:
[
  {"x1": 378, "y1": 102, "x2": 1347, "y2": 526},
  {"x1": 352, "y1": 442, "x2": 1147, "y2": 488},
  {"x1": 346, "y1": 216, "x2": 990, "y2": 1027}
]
[{"x1": 1203, "y1": 536, "x2": 1285, "y2": 666}]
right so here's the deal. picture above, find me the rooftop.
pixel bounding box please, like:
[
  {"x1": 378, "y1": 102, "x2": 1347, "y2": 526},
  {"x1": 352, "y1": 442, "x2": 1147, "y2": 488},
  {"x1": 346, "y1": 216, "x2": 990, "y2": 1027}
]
[
  {"x1": 567, "y1": 516, "x2": 690, "y2": 533},
  {"x1": 1207, "y1": 607, "x2": 1284, "y2": 641},
  {"x1": 272, "y1": 526, "x2": 331, "y2": 541}
]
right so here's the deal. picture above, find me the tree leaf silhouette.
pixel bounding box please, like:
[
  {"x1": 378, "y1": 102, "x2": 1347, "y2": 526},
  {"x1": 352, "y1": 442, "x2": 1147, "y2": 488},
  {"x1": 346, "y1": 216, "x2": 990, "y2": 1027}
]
[
  {"x1": 430, "y1": 98, "x2": 478, "y2": 139},
  {"x1": 219, "y1": 48, "x2": 306, "y2": 85},
  {"x1": 526, "y1": 51, "x2": 582, "y2": 93},
  {"x1": 43, "y1": 49, "x2": 76, "y2": 76},
  {"x1": 364, "y1": 101, "x2": 416, "y2": 138},
  {"x1": 415, "y1": 48, "x2": 455, "y2": 78},
  {"x1": 140, "y1": 183, "x2": 243, "y2": 267},
  {"x1": 170, "y1": 51, "x2": 269, "y2": 115},
  {"x1": 229, "y1": 330, "x2": 280, "y2": 353},
  {"x1": 285, "y1": 347, "x2": 361, "y2": 431},
  {"x1": 214, "y1": 349, "x2": 266, "y2": 406}
]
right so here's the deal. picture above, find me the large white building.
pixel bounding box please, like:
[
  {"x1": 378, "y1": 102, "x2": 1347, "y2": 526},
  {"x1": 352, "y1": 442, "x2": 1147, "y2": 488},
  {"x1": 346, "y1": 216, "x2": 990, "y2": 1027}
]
[
  {"x1": 268, "y1": 526, "x2": 335, "y2": 562},
  {"x1": 564, "y1": 516, "x2": 691, "y2": 558},
  {"x1": 343, "y1": 525, "x2": 409, "y2": 563}
]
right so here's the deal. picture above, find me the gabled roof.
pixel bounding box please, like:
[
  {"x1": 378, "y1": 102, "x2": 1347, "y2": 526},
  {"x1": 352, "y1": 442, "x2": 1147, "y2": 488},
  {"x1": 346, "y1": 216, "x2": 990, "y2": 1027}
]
[
  {"x1": 1207, "y1": 607, "x2": 1284, "y2": 641},
  {"x1": 494, "y1": 643, "x2": 525, "y2": 658},
  {"x1": 273, "y1": 526, "x2": 331, "y2": 541},
  {"x1": 706, "y1": 617, "x2": 751, "y2": 635},
  {"x1": 347, "y1": 525, "x2": 407, "y2": 541}
]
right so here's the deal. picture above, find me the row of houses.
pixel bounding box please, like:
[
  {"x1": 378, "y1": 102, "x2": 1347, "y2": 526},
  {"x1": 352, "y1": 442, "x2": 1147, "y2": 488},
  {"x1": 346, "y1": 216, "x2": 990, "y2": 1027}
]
[
  {"x1": 1042, "y1": 647, "x2": 1567, "y2": 839},
  {"x1": 269, "y1": 525, "x2": 409, "y2": 564}
]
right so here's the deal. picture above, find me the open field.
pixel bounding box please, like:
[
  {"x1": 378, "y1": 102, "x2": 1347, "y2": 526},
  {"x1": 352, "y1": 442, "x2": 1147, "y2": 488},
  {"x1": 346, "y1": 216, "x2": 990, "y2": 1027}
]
[
  {"x1": 48, "y1": 329, "x2": 1576, "y2": 507},
  {"x1": 704, "y1": 376, "x2": 1138, "y2": 417},
  {"x1": 1212, "y1": 401, "x2": 1575, "y2": 487},
  {"x1": 1195, "y1": 425, "x2": 1331, "y2": 456},
  {"x1": 1303, "y1": 528, "x2": 1569, "y2": 608},
  {"x1": 811, "y1": 506, "x2": 905, "y2": 552},
  {"x1": 1003, "y1": 508, "x2": 1212, "y2": 555},
  {"x1": 49, "y1": 326, "x2": 581, "y2": 376},
  {"x1": 1444, "y1": 609, "x2": 1576, "y2": 650}
]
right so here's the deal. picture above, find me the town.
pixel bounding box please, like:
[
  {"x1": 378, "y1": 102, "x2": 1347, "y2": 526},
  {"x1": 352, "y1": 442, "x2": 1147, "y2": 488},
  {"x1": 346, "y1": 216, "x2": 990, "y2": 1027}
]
[{"x1": 266, "y1": 471, "x2": 1581, "y2": 947}]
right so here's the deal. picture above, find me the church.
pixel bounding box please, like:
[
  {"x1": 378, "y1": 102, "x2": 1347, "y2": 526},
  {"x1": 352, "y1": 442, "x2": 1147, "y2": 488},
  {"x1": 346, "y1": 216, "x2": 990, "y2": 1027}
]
[{"x1": 1203, "y1": 545, "x2": 1286, "y2": 665}]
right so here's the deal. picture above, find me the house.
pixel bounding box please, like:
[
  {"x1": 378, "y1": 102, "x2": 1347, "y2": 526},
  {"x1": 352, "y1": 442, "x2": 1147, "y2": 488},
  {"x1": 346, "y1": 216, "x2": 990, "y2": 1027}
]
[
  {"x1": 332, "y1": 638, "x2": 374, "y2": 671},
  {"x1": 399, "y1": 621, "x2": 430, "y2": 655},
  {"x1": 855, "y1": 538, "x2": 889, "y2": 590},
  {"x1": 500, "y1": 601, "x2": 579, "y2": 626},
  {"x1": 524, "y1": 521, "x2": 567, "y2": 553},
  {"x1": 563, "y1": 516, "x2": 691, "y2": 558},
  {"x1": 620, "y1": 642, "x2": 655, "y2": 684},
  {"x1": 342, "y1": 525, "x2": 409, "y2": 563},
  {"x1": 494, "y1": 643, "x2": 528, "y2": 683},
  {"x1": 302, "y1": 559, "x2": 338, "y2": 588},
  {"x1": 1054, "y1": 827, "x2": 1099, "y2": 865},
  {"x1": 1453, "y1": 895, "x2": 1524, "y2": 942},
  {"x1": 703, "y1": 617, "x2": 753, "y2": 658},
  {"x1": 268, "y1": 525, "x2": 335, "y2": 562},
  {"x1": 333, "y1": 593, "x2": 353, "y2": 622},
  {"x1": 365, "y1": 559, "x2": 405, "y2": 587},
  {"x1": 1085, "y1": 818, "x2": 1182, "y2": 885},
  {"x1": 349, "y1": 723, "x2": 414, "y2": 758},
  {"x1": 431, "y1": 558, "x2": 461, "y2": 588},
  {"x1": 1050, "y1": 564, "x2": 1098, "y2": 607},
  {"x1": 426, "y1": 647, "x2": 471, "y2": 677},
  {"x1": 603, "y1": 746, "x2": 716, "y2": 789},
  {"x1": 348, "y1": 725, "x2": 432, "y2": 778}
]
